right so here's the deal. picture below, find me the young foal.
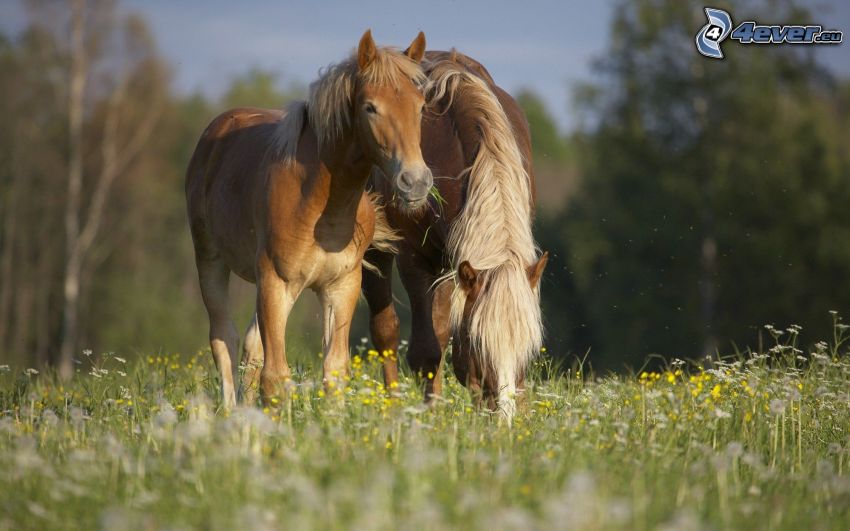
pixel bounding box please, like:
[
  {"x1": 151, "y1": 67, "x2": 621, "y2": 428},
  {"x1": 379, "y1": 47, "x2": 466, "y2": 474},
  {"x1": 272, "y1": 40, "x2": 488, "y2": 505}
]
[
  {"x1": 186, "y1": 31, "x2": 432, "y2": 407},
  {"x1": 363, "y1": 51, "x2": 547, "y2": 420}
]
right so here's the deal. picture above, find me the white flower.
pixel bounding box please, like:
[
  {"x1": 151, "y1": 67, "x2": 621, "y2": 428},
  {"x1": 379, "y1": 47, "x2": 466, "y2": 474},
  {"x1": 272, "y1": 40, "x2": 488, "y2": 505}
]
[
  {"x1": 714, "y1": 408, "x2": 731, "y2": 419},
  {"x1": 769, "y1": 399, "x2": 786, "y2": 415}
]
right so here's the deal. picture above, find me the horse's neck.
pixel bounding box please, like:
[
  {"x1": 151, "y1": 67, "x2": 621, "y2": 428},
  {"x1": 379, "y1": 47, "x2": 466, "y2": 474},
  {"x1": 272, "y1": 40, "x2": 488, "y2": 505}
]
[{"x1": 315, "y1": 132, "x2": 371, "y2": 219}]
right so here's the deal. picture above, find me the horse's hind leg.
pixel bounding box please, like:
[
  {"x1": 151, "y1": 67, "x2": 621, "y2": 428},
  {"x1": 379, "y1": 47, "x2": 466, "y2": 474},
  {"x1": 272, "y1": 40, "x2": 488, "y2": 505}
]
[
  {"x1": 196, "y1": 256, "x2": 239, "y2": 409},
  {"x1": 362, "y1": 249, "x2": 400, "y2": 388},
  {"x1": 238, "y1": 313, "x2": 264, "y2": 405}
]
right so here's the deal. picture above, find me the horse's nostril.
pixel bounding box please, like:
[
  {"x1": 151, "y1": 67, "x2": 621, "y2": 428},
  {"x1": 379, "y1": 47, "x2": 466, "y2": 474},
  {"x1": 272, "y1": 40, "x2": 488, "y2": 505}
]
[
  {"x1": 397, "y1": 170, "x2": 431, "y2": 202},
  {"x1": 397, "y1": 172, "x2": 414, "y2": 192}
]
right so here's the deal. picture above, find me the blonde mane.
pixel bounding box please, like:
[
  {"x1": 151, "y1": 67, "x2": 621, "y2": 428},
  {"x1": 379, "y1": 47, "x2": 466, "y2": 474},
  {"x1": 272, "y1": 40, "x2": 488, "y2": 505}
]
[
  {"x1": 274, "y1": 47, "x2": 427, "y2": 159},
  {"x1": 427, "y1": 58, "x2": 542, "y2": 417}
]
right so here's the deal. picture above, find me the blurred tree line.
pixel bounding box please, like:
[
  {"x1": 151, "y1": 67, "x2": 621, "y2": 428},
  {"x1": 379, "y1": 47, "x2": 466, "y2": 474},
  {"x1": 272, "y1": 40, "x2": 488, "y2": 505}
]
[
  {"x1": 0, "y1": 0, "x2": 307, "y2": 371},
  {"x1": 1, "y1": 0, "x2": 848, "y2": 373},
  {"x1": 532, "y1": 0, "x2": 850, "y2": 370}
]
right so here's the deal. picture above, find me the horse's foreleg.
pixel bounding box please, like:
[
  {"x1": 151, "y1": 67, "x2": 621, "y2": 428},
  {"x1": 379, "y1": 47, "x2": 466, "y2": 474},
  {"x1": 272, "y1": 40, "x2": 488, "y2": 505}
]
[
  {"x1": 196, "y1": 257, "x2": 239, "y2": 410},
  {"x1": 362, "y1": 250, "x2": 400, "y2": 389},
  {"x1": 429, "y1": 279, "x2": 452, "y2": 396},
  {"x1": 238, "y1": 313, "x2": 264, "y2": 405},
  {"x1": 320, "y1": 270, "x2": 361, "y2": 392},
  {"x1": 398, "y1": 254, "x2": 449, "y2": 404},
  {"x1": 257, "y1": 262, "x2": 295, "y2": 402}
]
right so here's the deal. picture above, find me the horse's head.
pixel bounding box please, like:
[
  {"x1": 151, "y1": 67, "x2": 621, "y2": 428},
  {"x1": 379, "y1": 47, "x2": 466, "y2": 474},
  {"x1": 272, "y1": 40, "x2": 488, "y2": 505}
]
[
  {"x1": 451, "y1": 251, "x2": 549, "y2": 414},
  {"x1": 354, "y1": 30, "x2": 433, "y2": 209}
]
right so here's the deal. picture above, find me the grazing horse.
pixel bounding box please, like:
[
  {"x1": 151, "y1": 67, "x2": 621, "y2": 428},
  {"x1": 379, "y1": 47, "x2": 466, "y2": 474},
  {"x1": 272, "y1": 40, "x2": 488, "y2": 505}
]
[
  {"x1": 186, "y1": 31, "x2": 432, "y2": 407},
  {"x1": 363, "y1": 50, "x2": 548, "y2": 420}
]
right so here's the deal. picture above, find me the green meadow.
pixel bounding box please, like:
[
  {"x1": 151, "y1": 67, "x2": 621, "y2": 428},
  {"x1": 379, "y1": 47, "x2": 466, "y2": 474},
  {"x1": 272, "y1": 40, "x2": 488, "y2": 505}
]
[{"x1": 1, "y1": 316, "x2": 849, "y2": 530}]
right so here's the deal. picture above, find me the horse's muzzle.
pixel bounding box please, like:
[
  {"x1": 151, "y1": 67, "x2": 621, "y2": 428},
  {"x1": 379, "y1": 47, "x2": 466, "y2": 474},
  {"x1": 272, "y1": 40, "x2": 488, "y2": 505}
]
[{"x1": 395, "y1": 167, "x2": 433, "y2": 206}]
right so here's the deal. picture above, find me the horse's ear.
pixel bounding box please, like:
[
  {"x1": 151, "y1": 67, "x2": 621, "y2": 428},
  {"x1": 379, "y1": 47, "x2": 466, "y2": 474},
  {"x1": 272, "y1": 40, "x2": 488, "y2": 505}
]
[
  {"x1": 526, "y1": 251, "x2": 549, "y2": 289},
  {"x1": 404, "y1": 31, "x2": 426, "y2": 63},
  {"x1": 358, "y1": 29, "x2": 377, "y2": 70},
  {"x1": 458, "y1": 261, "x2": 479, "y2": 293}
]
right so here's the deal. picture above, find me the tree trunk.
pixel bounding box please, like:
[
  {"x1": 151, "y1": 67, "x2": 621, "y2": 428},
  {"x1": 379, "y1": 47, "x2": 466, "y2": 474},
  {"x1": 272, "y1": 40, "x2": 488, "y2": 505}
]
[
  {"x1": 59, "y1": 0, "x2": 86, "y2": 380},
  {"x1": 0, "y1": 174, "x2": 19, "y2": 352}
]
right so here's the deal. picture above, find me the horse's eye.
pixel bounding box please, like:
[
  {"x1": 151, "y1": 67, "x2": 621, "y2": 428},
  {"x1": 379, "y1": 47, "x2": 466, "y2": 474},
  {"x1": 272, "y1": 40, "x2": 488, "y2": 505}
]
[{"x1": 365, "y1": 102, "x2": 378, "y2": 114}]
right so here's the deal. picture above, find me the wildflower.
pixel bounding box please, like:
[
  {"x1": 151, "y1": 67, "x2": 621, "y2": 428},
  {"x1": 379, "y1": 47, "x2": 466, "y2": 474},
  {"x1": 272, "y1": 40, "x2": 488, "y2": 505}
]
[
  {"x1": 24, "y1": 368, "x2": 39, "y2": 376},
  {"x1": 769, "y1": 399, "x2": 786, "y2": 415}
]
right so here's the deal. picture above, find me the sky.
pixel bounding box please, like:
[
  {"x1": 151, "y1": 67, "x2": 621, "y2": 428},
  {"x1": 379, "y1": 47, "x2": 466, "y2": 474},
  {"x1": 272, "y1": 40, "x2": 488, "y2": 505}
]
[{"x1": 2, "y1": 0, "x2": 849, "y2": 131}]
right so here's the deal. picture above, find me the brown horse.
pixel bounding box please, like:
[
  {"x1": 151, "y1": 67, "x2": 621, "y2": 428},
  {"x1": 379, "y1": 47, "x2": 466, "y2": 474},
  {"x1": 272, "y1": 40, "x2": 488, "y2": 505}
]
[
  {"x1": 186, "y1": 31, "x2": 432, "y2": 408},
  {"x1": 363, "y1": 50, "x2": 548, "y2": 420}
]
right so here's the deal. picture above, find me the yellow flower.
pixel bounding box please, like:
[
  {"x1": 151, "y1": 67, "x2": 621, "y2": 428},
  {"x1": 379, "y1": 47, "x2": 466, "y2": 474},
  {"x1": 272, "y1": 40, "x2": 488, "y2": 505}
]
[{"x1": 711, "y1": 384, "x2": 722, "y2": 400}]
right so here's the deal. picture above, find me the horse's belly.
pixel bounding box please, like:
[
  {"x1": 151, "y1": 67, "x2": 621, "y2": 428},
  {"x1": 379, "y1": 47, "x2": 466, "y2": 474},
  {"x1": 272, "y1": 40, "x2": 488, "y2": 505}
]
[{"x1": 207, "y1": 203, "x2": 258, "y2": 282}]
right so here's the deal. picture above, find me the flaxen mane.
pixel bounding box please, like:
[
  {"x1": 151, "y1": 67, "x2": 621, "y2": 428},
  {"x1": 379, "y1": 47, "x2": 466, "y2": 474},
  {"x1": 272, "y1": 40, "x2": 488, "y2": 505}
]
[
  {"x1": 274, "y1": 47, "x2": 427, "y2": 159},
  {"x1": 427, "y1": 58, "x2": 542, "y2": 416}
]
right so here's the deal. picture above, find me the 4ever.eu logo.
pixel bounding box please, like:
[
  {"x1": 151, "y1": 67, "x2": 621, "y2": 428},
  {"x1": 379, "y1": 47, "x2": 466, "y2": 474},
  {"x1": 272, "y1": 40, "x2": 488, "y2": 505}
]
[{"x1": 696, "y1": 7, "x2": 843, "y2": 59}]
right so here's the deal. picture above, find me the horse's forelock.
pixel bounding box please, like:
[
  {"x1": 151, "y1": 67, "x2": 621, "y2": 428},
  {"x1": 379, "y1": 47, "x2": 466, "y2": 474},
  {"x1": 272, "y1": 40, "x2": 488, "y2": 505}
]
[{"x1": 305, "y1": 48, "x2": 426, "y2": 151}]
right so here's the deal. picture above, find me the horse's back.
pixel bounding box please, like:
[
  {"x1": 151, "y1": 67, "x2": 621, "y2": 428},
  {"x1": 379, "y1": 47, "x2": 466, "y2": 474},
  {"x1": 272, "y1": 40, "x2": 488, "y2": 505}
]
[{"x1": 186, "y1": 107, "x2": 284, "y2": 280}]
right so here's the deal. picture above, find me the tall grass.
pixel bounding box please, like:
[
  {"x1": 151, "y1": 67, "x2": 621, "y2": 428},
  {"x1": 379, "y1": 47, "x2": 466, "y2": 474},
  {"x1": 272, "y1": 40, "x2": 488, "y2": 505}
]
[{"x1": 1, "y1": 315, "x2": 849, "y2": 530}]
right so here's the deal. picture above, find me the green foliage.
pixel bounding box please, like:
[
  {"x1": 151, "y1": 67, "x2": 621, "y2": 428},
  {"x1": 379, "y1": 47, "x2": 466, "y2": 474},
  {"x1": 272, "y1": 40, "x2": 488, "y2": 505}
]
[
  {"x1": 533, "y1": 0, "x2": 850, "y2": 370},
  {"x1": 516, "y1": 90, "x2": 570, "y2": 165},
  {"x1": 1, "y1": 319, "x2": 849, "y2": 529}
]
